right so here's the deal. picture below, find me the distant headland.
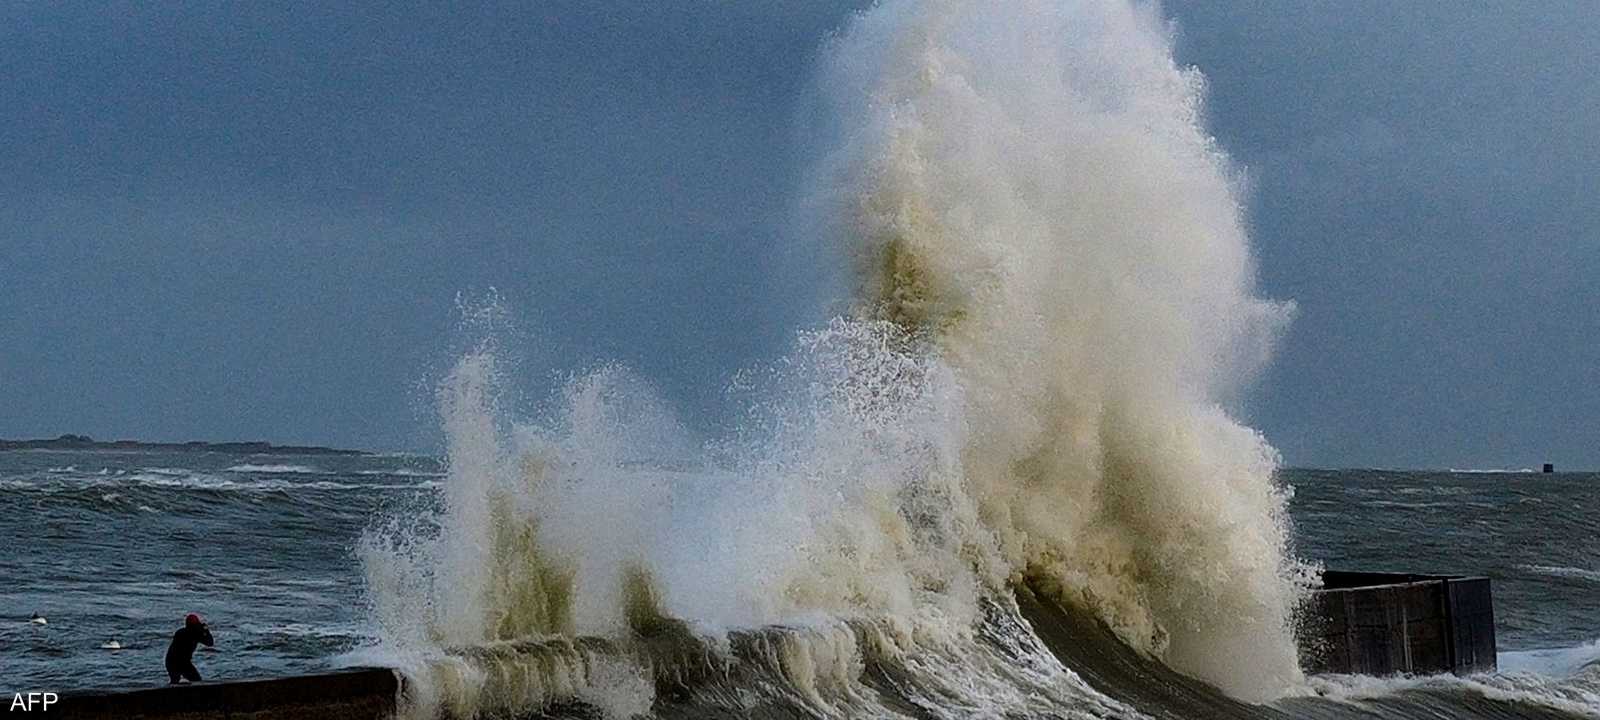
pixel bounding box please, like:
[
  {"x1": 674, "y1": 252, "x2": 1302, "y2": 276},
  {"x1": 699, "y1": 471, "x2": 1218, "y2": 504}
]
[{"x1": 0, "y1": 434, "x2": 367, "y2": 456}]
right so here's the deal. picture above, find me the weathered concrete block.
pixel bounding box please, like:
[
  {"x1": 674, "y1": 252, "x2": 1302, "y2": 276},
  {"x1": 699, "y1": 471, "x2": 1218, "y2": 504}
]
[{"x1": 1299, "y1": 571, "x2": 1496, "y2": 676}]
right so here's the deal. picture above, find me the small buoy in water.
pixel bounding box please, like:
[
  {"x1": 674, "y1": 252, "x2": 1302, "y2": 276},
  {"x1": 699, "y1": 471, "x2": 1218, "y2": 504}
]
[
  {"x1": 101, "y1": 639, "x2": 122, "y2": 650},
  {"x1": 29, "y1": 613, "x2": 47, "y2": 625}
]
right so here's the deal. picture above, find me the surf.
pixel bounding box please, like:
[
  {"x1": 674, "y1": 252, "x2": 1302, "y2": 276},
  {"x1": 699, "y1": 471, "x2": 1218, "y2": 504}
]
[{"x1": 353, "y1": 2, "x2": 1592, "y2": 719}]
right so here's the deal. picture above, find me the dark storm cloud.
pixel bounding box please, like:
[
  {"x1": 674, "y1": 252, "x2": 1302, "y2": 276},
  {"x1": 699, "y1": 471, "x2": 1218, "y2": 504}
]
[
  {"x1": 0, "y1": 2, "x2": 865, "y2": 450},
  {"x1": 1171, "y1": 1, "x2": 1600, "y2": 468},
  {"x1": 2, "y1": 2, "x2": 1594, "y2": 468}
]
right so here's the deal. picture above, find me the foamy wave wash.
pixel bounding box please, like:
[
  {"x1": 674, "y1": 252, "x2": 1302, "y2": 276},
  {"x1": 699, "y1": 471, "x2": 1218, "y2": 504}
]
[
  {"x1": 360, "y1": 0, "x2": 1312, "y2": 714},
  {"x1": 804, "y1": 0, "x2": 1313, "y2": 700},
  {"x1": 360, "y1": 321, "x2": 1037, "y2": 717}
]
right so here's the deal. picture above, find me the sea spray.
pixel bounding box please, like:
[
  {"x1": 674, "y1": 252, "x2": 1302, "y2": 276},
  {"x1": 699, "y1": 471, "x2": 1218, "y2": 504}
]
[
  {"x1": 806, "y1": 0, "x2": 1312, "y2": 700},
  {"x1": 361, "y1": 319, "x2": 1057, "y2": 717},
  {"x1": 361, "y1": 0, "x2": 1312, "y2": 715}
]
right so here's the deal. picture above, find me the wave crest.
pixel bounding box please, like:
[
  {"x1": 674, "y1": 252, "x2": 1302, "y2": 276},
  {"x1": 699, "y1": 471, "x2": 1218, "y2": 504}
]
[{"x1": 360, "y1": 0, "x2": 1313, "y2": 715}]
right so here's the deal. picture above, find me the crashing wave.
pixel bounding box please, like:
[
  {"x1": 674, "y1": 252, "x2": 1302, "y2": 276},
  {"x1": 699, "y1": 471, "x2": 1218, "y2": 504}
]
[{"x1": 344, "y1": 1, "x2": 1594, "y2": 719}]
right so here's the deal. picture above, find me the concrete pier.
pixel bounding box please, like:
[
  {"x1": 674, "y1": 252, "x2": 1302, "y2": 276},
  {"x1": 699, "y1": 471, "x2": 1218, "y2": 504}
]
[
  {"x1": 42, "y1": 667, "x2": 400, "y2": 720},
  {"x1": 1299, "y1": 571, "x2": 1497, "y2": 676}
]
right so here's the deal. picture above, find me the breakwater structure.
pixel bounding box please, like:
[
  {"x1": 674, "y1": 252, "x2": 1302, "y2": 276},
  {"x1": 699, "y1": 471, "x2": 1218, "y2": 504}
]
[
  {"x1": 1298, "y1": 571, "x2": 1498, "y2": 676},
  {"x1": 41, "y1": 667, "x2": 400, "y2": 720},
  {"x1": 35, "y1": 572, "x2": 1497, "y2": 719}
]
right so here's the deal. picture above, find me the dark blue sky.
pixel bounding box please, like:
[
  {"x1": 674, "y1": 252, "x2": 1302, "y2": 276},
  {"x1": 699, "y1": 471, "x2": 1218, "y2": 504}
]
[{"x1": 2, "y1": 2, "x2": 1595, "y2": 469}]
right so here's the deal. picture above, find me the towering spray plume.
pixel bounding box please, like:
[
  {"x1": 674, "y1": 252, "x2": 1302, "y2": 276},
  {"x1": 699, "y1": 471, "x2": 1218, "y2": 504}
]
[
  {"x1": 805, "y1": 0, "x2": 1310, "y2": 699},
  {"x1": 361, "y1": 0, "x2": 1311, "y2": 714}
]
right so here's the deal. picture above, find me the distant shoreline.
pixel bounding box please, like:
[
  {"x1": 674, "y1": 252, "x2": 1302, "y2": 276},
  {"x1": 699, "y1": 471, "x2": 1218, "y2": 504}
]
[{"x1": 0, "y1": 434, "x2": 367, "y2": 456}]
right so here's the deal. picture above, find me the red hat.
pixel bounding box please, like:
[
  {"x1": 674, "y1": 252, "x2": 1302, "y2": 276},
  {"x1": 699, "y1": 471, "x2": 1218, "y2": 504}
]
[{"x1": 186, "y1": 613, "x2": 203, "y2": 627}]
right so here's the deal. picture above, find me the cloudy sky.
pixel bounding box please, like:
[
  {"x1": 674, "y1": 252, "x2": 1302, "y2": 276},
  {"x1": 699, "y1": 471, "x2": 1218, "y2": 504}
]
[{"x1": 2, "y1": 2, "x2": 1595, "y2": 469}]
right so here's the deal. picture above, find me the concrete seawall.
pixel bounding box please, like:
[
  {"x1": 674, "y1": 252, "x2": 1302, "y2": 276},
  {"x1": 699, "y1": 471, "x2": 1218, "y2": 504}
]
[
  {"x1": 31, "y1": 572, "x2": 1494, "y2": 718},
  {"x1": 1299, "y1": 571, "x2": 1497, "y2": 676},
  {"x1": 42, "y1": 667, "x2": 400, "y2": 720}
]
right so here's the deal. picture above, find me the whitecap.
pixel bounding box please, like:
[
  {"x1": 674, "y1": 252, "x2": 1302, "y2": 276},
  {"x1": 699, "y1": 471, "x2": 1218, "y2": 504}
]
[
  {"x1": 355, "y1": 469, "x2": 446, "y2": 478},
  {"x1": 1518, "y1": 564, "x2": 1600, "y2": 583},
  {"x1": 225, "y1": 464, "x2": 330, "y2": 475},
  {"x1": 1501, "y1": 639, "x2": 1600, "y2": 677},
  {"x1": 239, "y1": 622, "x2": 366, "y2": 639}
]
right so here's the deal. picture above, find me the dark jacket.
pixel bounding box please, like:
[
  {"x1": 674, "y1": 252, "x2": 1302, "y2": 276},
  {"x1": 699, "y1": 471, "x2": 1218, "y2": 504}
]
[{"x1": 165, "y1": 624, "x2": 214, "y2": 666}]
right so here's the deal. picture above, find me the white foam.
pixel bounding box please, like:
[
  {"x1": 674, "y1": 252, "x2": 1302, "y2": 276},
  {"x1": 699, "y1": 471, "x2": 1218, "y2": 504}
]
[
  {"x1": 802, "y1": 0, "x2": 1310, "y2": 700},
  {"x1": 361, "y1": 0, "x2": 1311, "y2": 710},
  {"x1": 239, "y1": 622, "x2": 367, "y2": 640},
  {"x1": 356, "y1": 469, "x2": 446, "y2": 478},
  {"x1": 1305, "y1": 668, "x2": 1600, "y2": 718},
  {"x1": 1501, "y1": 639, "x2": 1600, "y2": 677},
  {"x1": 1520, "y1": 564, "x2": 1600, "y2": 583},
  {"x1": 127, "y1": 473, "x2": 243, "y2": 490},
  {"x1": 62, "y1": 473, "x2": 437, "y2": 493},
  {"x1": 225, "y1": 464, "x2": 330, "y2": 475}
]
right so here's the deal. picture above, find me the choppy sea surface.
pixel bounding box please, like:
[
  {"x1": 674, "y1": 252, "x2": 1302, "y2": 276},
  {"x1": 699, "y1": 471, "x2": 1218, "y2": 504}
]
[
  {"x1": 1, "y1": 449, "x2": 440, "y2": 691},
  {"x1": 2, "y1": 450, "x2": 1595, "y2": 706}
]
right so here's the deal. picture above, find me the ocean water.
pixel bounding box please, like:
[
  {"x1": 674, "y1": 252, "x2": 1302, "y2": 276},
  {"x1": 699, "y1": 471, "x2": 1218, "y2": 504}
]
[
  {"x1": 7, "y1": 1, "x2": 1598, "y2": 718},
  {"x1": 4, "y1": 454, "x2": 1596, "y2": 718},
  {"x1": 0, "y1": 451, "x2": 441, "y2": 690}
]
